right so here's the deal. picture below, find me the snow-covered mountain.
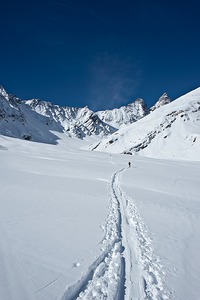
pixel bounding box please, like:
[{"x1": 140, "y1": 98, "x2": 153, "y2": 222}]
[
  {"x1": 1, "y1": 84, "x2": 200, "y2": 161},
  {"x1": 0, "y1": 85, "x2": 172, "y2": 142},
  {"x1": 0, "y1": 86, "x2": 62, "y2": 144},
  {"x1": 96, "y1": 94, "x2": 171, "y2": 129},
  {"x1": 150, "y1": 92, "x2": 171, "y2": 112},
  {"x1": 0, "y1": 86, "x2": 115, "y2": 142},
  {"x1": 96, "y1": 98, "x2": 149, "y2": 129},
  {"x1": 90, "y1": 88, "x2": 200, "y2": 161},
  {"x1": 25, "y1": 99, "x2": 115, "y2": 138},
  {"x1": 24, "y1": 94, "x2": 171, "y2": 135}
]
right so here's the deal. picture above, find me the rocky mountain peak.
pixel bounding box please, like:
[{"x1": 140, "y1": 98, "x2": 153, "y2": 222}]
[
  {"x1": 150, "y1": 93, "x2": 171, "y2": 112},
  {"x1": 132, "y1": 98, "x2": 148, "y2": 115},
  {"x1": 0, "y1": 85, "x2": 10, "y2": 100}
]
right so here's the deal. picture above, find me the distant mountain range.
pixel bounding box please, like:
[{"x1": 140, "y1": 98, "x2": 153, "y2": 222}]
[
  {"x1": 1, "y1": 84, "x2": 199, "y2": 160},
  {"x1": 0, "y1": 85, "x2": 171, "y2": 142}
]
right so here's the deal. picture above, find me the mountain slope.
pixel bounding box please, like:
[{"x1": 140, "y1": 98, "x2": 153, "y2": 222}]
[
  {"x1": 90, "y1": 88, "x2": 200, "y2": 161},
  {"x1": 96, "y1": 94, "x2": 171, "y2": 129},
  {"x1": 0, "y1": 86, "x2": 115, "y2": 142},
  {"x1": 0, "y1": 85, "x2": 172, "y2": 143},
  {"x1": 96, "y1": 98, "x2": 149, "y2": 129},
  {"x1": 25, "y1": 99, "x2": 116, "y2": 138},
  {"x1": 0, "y1": 86, "x2": 61, "y2": 143}
]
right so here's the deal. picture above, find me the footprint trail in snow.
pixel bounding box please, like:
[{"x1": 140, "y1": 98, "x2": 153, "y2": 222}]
[{"x1": 61, "y1": 168, "x2": 170, "y2": 300}]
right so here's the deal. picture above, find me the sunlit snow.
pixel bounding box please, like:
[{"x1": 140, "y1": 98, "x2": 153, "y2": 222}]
[
  {"x1": 0, "y1": 133, "x2": 200, "y2": 300},
  {"x1": 92, "y1": 88, "x2": 200, "y2": 161}
]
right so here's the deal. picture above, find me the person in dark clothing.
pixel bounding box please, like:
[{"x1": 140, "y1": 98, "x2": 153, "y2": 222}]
[{"x1": 128, "y1": 162, "x2": 131, "y2": 167}]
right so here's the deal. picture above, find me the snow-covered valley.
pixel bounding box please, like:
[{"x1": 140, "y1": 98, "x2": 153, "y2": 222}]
[{"x1": 1, "y1": 134, "x2": 200, "y2": 300}]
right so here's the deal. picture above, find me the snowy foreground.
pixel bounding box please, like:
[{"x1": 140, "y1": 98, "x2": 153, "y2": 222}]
[{"x1": 0, "y1": 134, "x2": 200, "y2": 300}]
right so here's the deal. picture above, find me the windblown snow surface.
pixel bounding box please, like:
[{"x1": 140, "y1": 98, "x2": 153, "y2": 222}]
[{"x1": 0, "y1": 133, "x2": 200, "y2": 300}]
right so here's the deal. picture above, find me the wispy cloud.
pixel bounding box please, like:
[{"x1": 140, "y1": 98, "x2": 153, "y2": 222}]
[{"x1": 88, "y1": 53, "x2": 142, "y2": 110}]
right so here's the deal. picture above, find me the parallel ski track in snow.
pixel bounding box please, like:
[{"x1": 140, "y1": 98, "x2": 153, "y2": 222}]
[{"x1": 61, "y1": 168, "x2": 170, "y2": 300}]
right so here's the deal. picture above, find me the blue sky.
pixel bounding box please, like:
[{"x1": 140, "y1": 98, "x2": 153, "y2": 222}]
[{"x1": 1, "y1": 0, "x2": 200, "y2": 110}]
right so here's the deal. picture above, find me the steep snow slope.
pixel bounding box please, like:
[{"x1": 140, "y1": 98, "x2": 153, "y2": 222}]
[
  {"x1": 91, "y1": 88, "x2": 200, "y2": 161},
  {"x1": 0, "y1": 134, "x2": 200, "y2": 299},
  {"x1": 0, "y1": 86, "x2": 62, "y2": 143}
]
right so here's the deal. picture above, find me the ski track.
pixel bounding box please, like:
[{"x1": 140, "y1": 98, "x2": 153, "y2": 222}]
[{"x1": 60, "y1": 168, "x2": 170, "y2": 300}]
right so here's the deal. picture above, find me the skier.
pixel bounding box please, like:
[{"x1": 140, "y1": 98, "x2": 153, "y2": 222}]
[{"x1": 128, "y1": 162, "x2": 131, "y2": 168}]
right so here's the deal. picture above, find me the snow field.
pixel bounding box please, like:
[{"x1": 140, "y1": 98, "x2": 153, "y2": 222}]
[
  {"x1": 0, "y1": 134, "x2": 200, "y2": 299},
  {"x1": 61, "y1": 167, "x2": 170, "y2": 299}
]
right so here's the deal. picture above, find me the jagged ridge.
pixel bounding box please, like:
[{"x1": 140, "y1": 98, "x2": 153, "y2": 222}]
[
  {"x1": 25, "y1": 99, "x2": 116, "y2": 138},
  {"x1": 0, "y1": 85, "x2": 171, "y2": 143}
]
